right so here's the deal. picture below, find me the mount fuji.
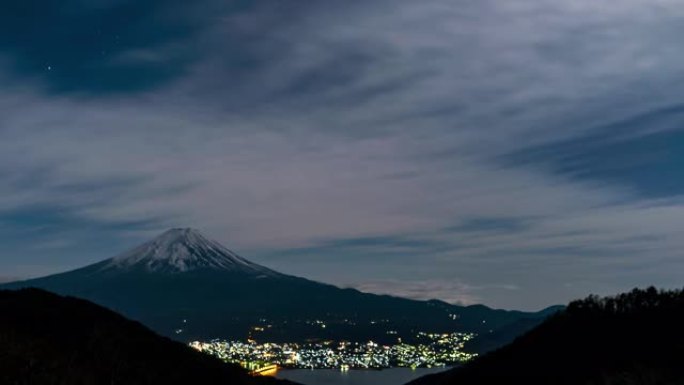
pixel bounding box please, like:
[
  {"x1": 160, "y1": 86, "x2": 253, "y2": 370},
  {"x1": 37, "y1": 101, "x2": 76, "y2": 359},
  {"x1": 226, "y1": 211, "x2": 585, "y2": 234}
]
[
  {"x1": 1, "y1": 228, "x2": 555, "y2": 348},
  {"x1": 98, "y1": 228, "x2": 280, "y2": 276}
]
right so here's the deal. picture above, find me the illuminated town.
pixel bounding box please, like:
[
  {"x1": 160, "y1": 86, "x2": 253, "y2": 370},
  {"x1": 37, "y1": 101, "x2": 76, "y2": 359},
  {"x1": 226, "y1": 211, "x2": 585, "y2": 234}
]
[{"x1": 190, "y1": 331, "x2": 477, "y2": 371}]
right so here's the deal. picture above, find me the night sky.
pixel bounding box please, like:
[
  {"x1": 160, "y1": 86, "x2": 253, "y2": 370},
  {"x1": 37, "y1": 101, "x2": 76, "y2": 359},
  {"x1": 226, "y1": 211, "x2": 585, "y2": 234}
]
[{"x1": 2, "y1": 0, "x2": 684, "y2": 310}]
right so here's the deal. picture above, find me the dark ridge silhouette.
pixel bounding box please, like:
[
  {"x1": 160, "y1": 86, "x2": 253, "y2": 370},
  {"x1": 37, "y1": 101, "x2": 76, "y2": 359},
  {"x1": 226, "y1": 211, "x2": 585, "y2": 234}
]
[
  {"x1": 409, "y1": 287, "x2": 684, "y2": 385},
  {"x1": 0, "y1": 288, "x2": 293, "y2": 385}
]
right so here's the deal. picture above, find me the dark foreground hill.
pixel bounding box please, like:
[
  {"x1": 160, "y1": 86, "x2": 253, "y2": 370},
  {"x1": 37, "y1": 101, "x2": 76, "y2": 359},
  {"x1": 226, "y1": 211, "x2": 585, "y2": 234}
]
[
  {"x1": 409, "y1": 287, "x2": 684, "y2": 385},
  {"x1": 0, "y1": 288, "x2": 290, "y2": 385},
  {"x1": 1, "y1": 228, "x2": 553, "y2": 347}
]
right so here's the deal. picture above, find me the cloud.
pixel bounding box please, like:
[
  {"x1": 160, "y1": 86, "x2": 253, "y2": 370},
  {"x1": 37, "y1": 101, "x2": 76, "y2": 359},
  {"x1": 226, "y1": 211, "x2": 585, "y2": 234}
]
[
  {"x1": 349, "y1": 279, "x2": 522, "y2": 307},
  {"x1": 505, "y1": 112, "x2": 684, "y2": 198},
  {"x1": 1, "y1": 0, "x2": 684, "y2": 308},
  {"x1": 351, "y1": 279, "x2": 484, "y2": 306}
]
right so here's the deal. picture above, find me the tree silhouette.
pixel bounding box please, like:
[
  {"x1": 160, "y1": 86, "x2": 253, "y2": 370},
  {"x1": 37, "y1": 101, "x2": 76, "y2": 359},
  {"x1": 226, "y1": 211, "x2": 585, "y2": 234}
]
[{"x1": 411, "y1": 287, "x2": 684, "y2": 385}]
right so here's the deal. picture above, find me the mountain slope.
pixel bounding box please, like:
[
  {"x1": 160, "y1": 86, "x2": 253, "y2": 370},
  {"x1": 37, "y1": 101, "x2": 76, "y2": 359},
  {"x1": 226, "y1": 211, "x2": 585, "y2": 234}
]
[
  {"x1": 0, "y1": 288, "x2": 290, "y2": 385},
  {"x1": 1, "y1": 229, "x2": 549, "y2": 346},
  {"x1": 409, "y1": 287, "x2": 684, "y2": 385}
]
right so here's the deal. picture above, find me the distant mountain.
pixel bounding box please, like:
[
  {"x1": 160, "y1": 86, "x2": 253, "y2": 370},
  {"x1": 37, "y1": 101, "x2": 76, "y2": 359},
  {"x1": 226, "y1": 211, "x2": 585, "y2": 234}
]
[
  {"x1": 0, "y1": 288, "x2": 290, "y2": 385},
  {"x1": 409, "y1": 287, "x2": 684, "y2": 385},
  {"x1": 1, "y1": 228, "x2": 551, "y2": 346},
  {"x1": 464, "y1": 305, "x2": 565, "y2": 354}
]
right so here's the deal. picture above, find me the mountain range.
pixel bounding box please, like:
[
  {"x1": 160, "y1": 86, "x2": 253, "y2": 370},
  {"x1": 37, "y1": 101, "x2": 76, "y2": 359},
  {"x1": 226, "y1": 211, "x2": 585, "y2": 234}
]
[
  {"x1": 1, "y1": 228, "x2": 556, "y2": 348},
  {"x1": 6, "y1": 275, "x2": 681, "y2": 385}
]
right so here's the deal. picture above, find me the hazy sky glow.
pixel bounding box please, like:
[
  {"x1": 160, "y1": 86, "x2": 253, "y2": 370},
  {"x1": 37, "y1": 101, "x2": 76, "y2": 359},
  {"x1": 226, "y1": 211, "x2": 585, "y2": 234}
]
[{"x1": 2, "y1": 0, "x2": 684, "y2": 309}]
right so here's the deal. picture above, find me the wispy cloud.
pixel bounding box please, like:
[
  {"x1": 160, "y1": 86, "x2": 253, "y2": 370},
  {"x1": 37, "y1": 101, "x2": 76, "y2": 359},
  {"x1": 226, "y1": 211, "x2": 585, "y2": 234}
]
[
  {"x1": 350, "y1": 279, "x2": 522, "y2": 307},
  {"x1": 0, "y1": 277, "x2": 19, "y2": 284},
  {"x1": 1, "y1": 0, "x2": 684, "y2": 308},
  {"x1": 351, "y1": 279, "x2": 484, "y2": 306}
]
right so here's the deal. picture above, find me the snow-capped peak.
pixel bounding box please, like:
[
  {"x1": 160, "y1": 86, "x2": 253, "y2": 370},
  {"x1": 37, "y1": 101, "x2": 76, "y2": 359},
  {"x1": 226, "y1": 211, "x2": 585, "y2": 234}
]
[{"x1": 102, "y1": 228, "x2": 279, "y2": 275}]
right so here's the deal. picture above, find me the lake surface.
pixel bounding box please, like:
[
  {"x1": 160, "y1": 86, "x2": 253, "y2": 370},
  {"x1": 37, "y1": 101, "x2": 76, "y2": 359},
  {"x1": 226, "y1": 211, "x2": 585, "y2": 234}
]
[{"x1": 277, "y1": 367, "x2": 448, "y2": 385}]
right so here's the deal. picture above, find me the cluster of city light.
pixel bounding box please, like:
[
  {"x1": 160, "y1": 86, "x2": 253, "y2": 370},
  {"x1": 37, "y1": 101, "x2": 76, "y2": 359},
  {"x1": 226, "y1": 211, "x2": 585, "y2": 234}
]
[{"x1": 189, "y1": 331, "x2": 477, "y2": 370}]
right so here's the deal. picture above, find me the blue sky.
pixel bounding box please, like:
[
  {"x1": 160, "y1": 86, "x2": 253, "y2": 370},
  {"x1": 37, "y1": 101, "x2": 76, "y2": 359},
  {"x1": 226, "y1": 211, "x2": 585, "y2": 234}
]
[{"x1": 1, "y1": 0, "x2": 684, "y2": 309}]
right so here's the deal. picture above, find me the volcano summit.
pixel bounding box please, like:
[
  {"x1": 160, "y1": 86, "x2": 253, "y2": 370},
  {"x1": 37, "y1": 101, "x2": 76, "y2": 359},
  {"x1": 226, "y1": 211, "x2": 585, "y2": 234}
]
[{"x1": 101, "y1": 228, "x2": 279, "y2": 276}]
